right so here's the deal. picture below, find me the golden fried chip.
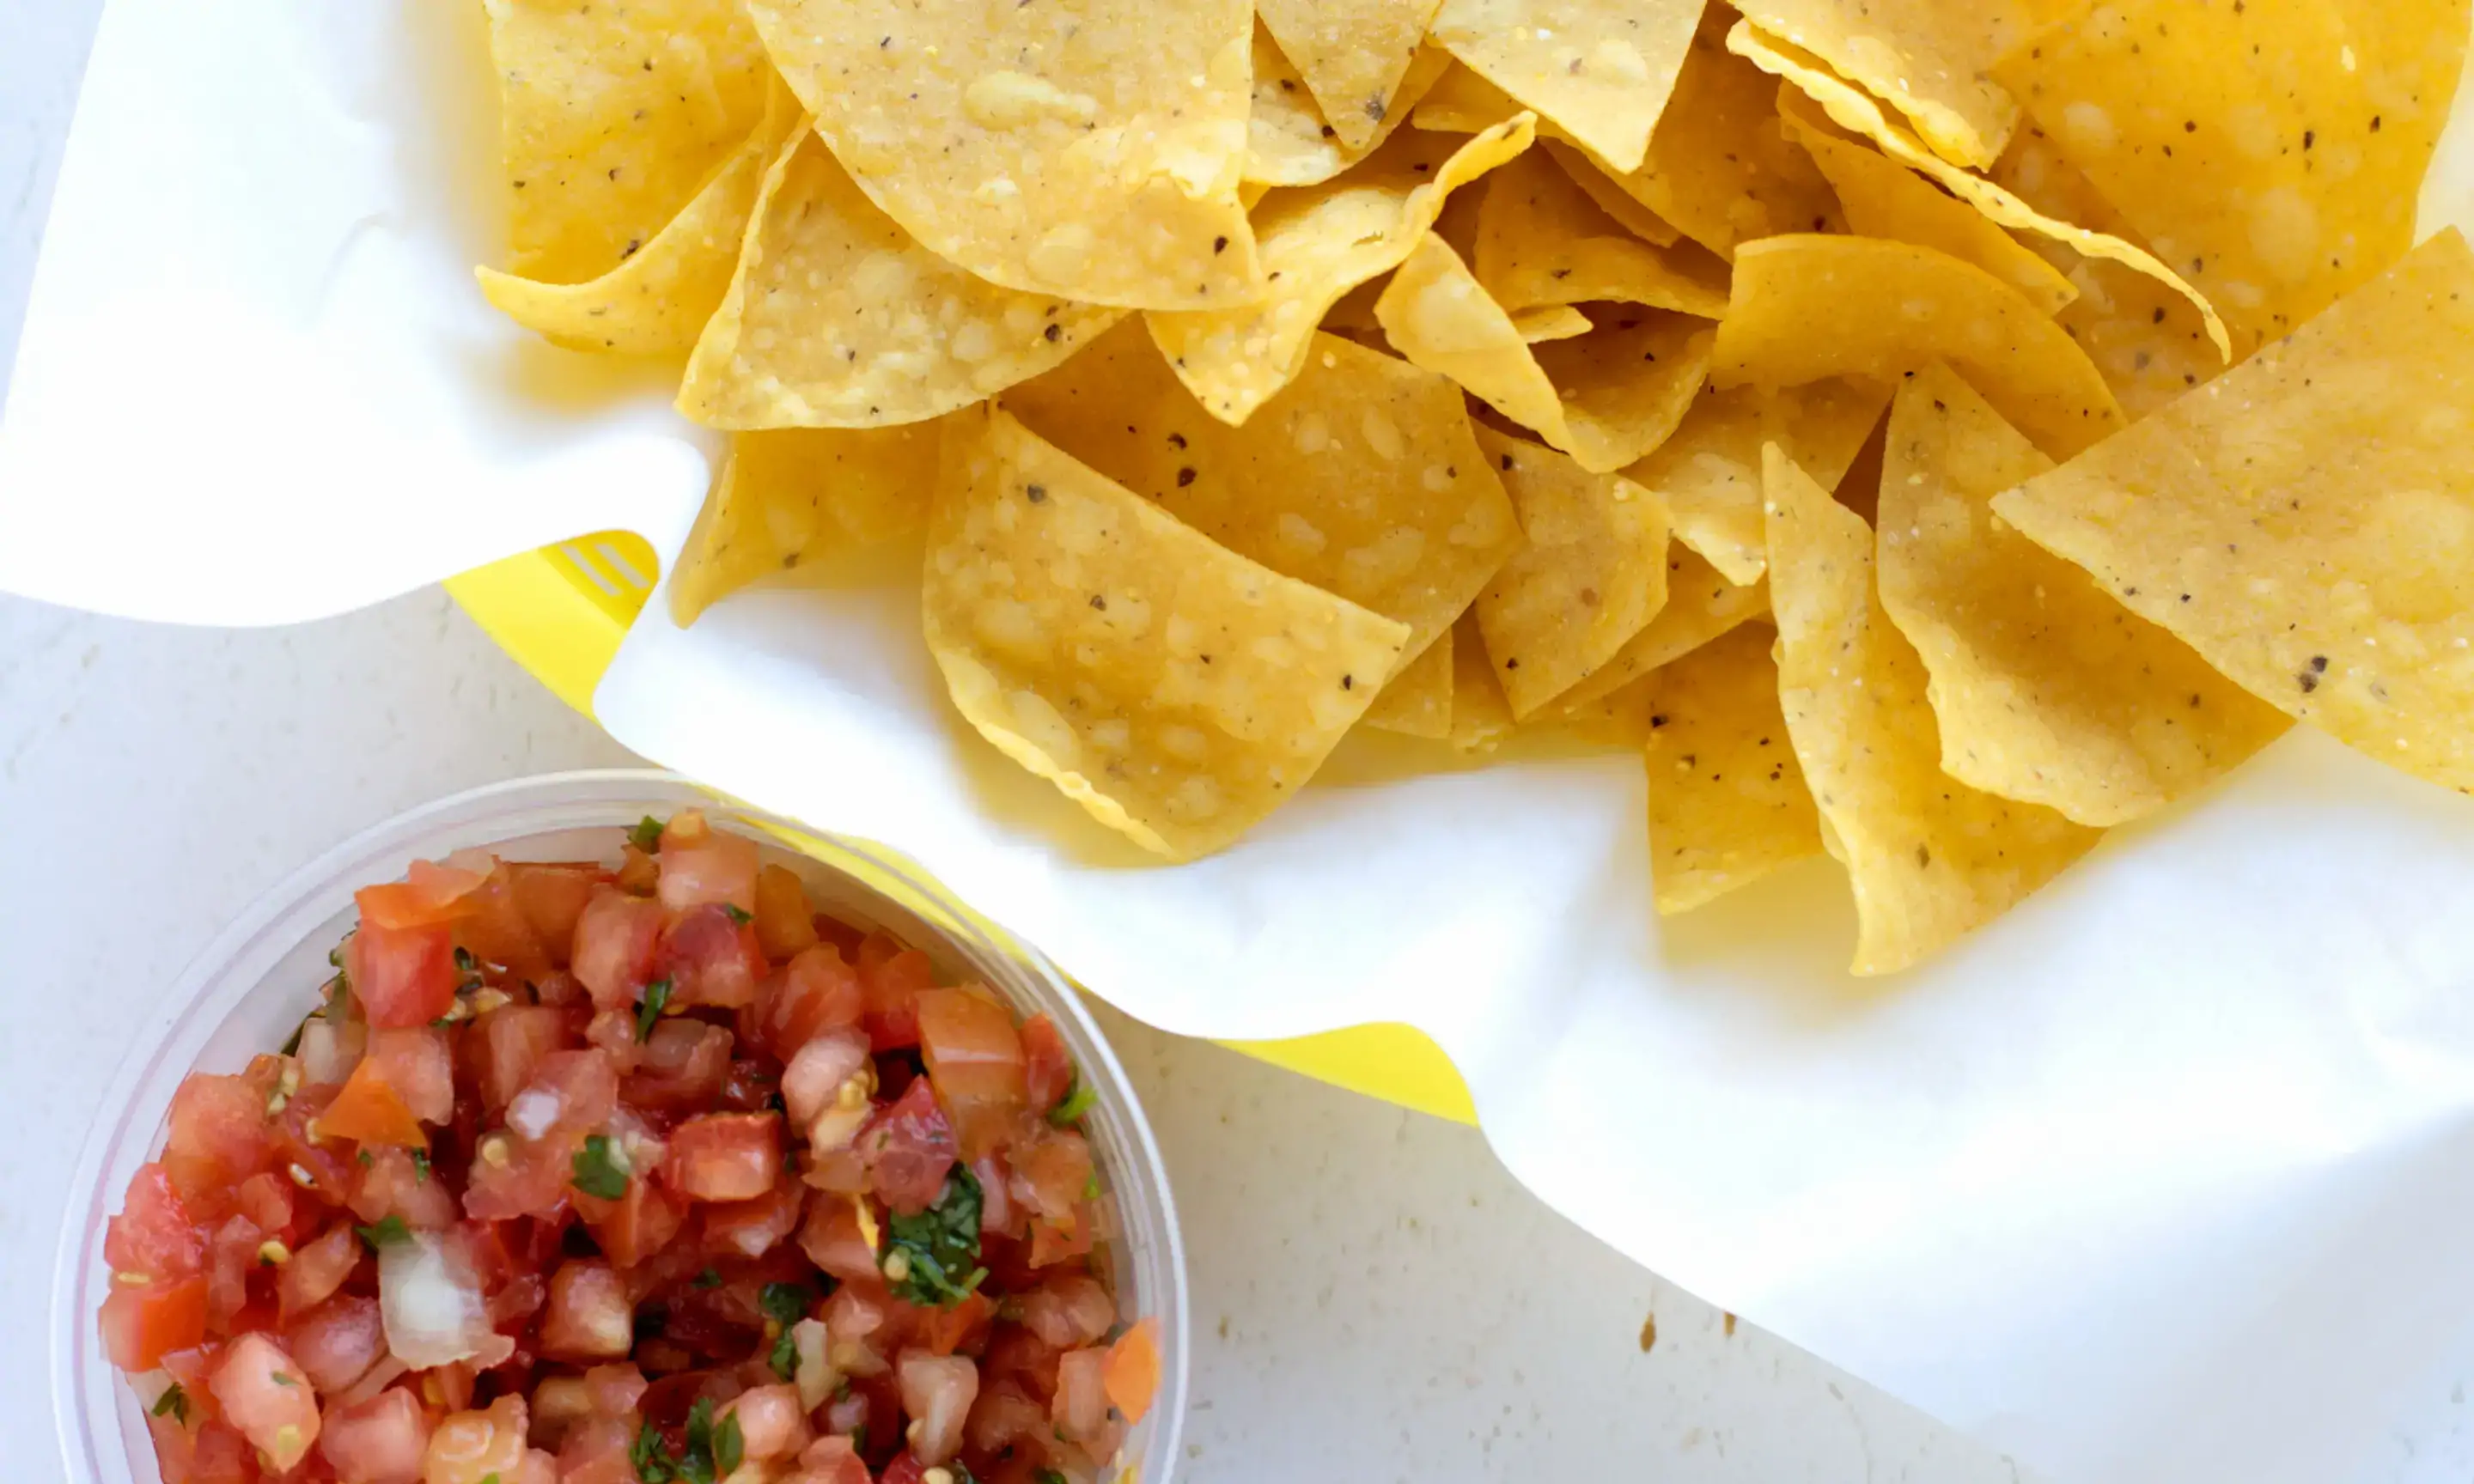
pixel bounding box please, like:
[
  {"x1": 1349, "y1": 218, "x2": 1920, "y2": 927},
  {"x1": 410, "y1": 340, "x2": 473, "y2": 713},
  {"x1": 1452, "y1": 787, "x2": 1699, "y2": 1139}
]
[
  {"x1": 1730, "y1": 0, "x2": 2035, "y2": 167},
  {"x1": 1627, "y1": 380, "x2": 1891, "y2": 584},
  {"x1": 746, "y1": 0, "x2": 1258, "y2": 308},
  {"x1": 1512, "y1": 305, "x2": 1594, "y2": 342},
  {"x1": 1447, "y1": 609, "x2": 1518, "y2": 752},
  {"x1": 1995, "y1": 0, "x2": 2468, "y2": 358},
  {"x1": 1994, "y1": 231, "x2": 2474, "y2": 795},
  {"x1": 1541, "y1": 142, "x2": 1681, "y2": 247},
  {"x1": 924, "y1": 406, "x2": 1409, "y2": 860},
  {"x1": 668, "y1": 424, "x2": 941, "y2": 625},
  {"x1": 1258, "y1": 0, "x2": 1447, "y2": 152},
  {"x1": 483, "y1": 0, "x2": 778, "y2": 283},
  {"x1": 1712, "y1": 235, "x2": 2124, "y2": 459},
  {"x1": 1641, "y1": 621, "x2": 1824, "y2": 913},
  {"x1": 1879, "y1": 365, "x2": 2288, "y2": 824},
  {"x1": 1474, "y1": 152, "x2": 1731, "y2": 319},
  {"x1": 1991, "y1": 134, "x2": 2225, "y2": 418},
  {"x1": 1470, "y1": 427, "x2": 1671, "y2": 717},
  {"x1": 1006, "y1": 323, "x2": 1521, "y2": 677},
  {"x1": 1361, "y1": 629, "x2": 1456, "y2": 738},
  {"x1": 1428, "y1": 0, "x2": 1704, "y2": 173},
  {"x1": 1765, "y1": 445, "x2": 2099, "y2": 976},
  {"x1": 1779, "y1": 95, "x2": 2075, "y2": 317},
  {"x1": 1555, "y1": 545, "x2": 1770, "y2": 712},
  {"x1": 1149, "y1": 117, "x2": 1537, "y2": 426},
  {"x1": 1247, "y1": 27, "x2": 1451, "y2": 187},
  {"x1": 1377, "y1": 235, "x2": 1714, "y2": 472},
  {"x1": 1730, "y1": 21, "x2": 2233, "y2": 361},
  {"x1": 478, "y1": 100, "x2": 795, "y2": 356},
  {"x1": 678, "y1": 131, "x2": 1120, "y2": 430}
]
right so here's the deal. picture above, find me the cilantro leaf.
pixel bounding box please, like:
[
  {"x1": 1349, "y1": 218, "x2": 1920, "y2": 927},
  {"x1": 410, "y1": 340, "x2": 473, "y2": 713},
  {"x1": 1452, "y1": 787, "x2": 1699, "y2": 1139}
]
[
  {"x1": 355, "y1": 1215, "x2": 410, "y2": 1250},
  {"x1": 723, "y1": 903, "x2": 753, "y2": 926},
  {"x1": 693, "y1": 1267, "x2": 722, "y2": 1290},
  {"x1": 1035, "y1": 1472, "x2": 1070, "y2": 1484},
  {"x1": 759, "y1": 1281, "x2": 815, "y2": 1327},
  {"x1": 679, "y1": 1398, "x2": 718, "y2": 1484},
  {"x1": 1047, "y1": 1073, "x2": 1098, "y2": 1128},
  {"x1": 886, "y1": 1165, "x2": 986, "y2": 1308},
  {"x1": 152, "y1": 1384, "x2": 189, "y2": 1423},
  {"x1": 411, "y1": 1149, "x2": 432, "y2": 1184},
  {"x1": 629, "y1": 816, "x2": 666, "y2": 854},
  {"x1": 572, "y1": 1134, "x2": 630, "y2": 1201},
  {"x1": 636, "y1": 978, "x2": 673, "y2": 1043},
  {"x1": 714, "y1": 1411, "x2": 743, "y2": 1479},
  {"x1": 768, "y1": 1327, "x2": 799, "y2": 1381},
  {"x1": 630, "y1": 1420, "x2": 673, "y2": 1484}
]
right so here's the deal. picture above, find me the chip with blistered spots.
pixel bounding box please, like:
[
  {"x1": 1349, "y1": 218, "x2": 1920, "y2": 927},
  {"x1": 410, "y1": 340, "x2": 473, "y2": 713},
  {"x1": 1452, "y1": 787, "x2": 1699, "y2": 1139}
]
[
  {"x1": 1246, "y1": 25, "x2": 1452, "y2": 188},
  {"x1": 678, "y1": 129, "x2": 1121, "y2": 430},
  {"x1": 668, "y1": 423, "x2": 944, "y2": 627},
  {"x1": 1006, "y1": 321, "x2": 1521, "y2": 691},
  {"x1": 1640, "y1": 621, "x2": 1824, "y2": 914},
  {"x1": 1625, "y1": 380, "x2": 1888, "y2": 587},
  {"x1": 923, "y1": 405, "x2": 1409, "y2": 860},
  {"x1": 1728, "y1": 0, "x2": 2041, "y2": 168},
  {"x1": 1994, "y1": 231, "x2": 2474, "y2": 797},
  {"x1": 1428, "y1": 0, "x2": 1707, "y2": 173}
]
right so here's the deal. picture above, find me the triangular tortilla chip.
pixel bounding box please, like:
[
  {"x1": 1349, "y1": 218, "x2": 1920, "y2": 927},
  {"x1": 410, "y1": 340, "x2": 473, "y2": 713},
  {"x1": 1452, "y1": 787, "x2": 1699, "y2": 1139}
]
[
  {"x1": 924, "y1": 405, "x2": 1409, "y2": 860},
  {"x1": 1428, "y1": 0, "x2": 1705, "y2": 173},
  {"x1": 1541, "y1": 141, "x2": 1682, "y2": 248},
  {"x1": 1471, "y1": 427, "x2": 1672, "y2": 717},
  {"x1": 1474, "y1": 151, "x2": 1731, "y2": 319},
  {"x1": 678, "y1": 130, "x2": 1121, "y2": 429},
  {"x1": 746, "y1": 0, "x2": 1260, "y2": 307},
  {"x1": 1360, "y1": 629, "x2": 1457, "y2": 739},
  {"x1": 1247, "y1": 27, "x2": 1452, "y2": 187},
  {"x1": 1512, "y1": 305, "x2": 1596, "y2": 342},
  {"x1": 1149, "y1": 117, "x2": 1537, "y2": 426},
  {"x1": 668, "y1": 423, "x2": 941, "y2": 625},
  {"x1": 1712, "y1": 234, "x2": 2124, "y2": 459},
  {"x1": 1729, "y1": 0, "x2": 2034, "y2": 167},
  {"x1": 1447, "y1": 609, "x2": 1519, "y2": 752},
  {"x1": 1994, "y1": 0, "x2": 2468, "y2": 358},
  {"x1": 1258, "y1": 0, "x2": 1447, "y2": 151},
  {"x1": 1879, "y1": 365, "x2": 2288, "y2": 825},
  {"x1": 1377, "y1": 234, "x2": 1715, "y2": 473},
  {"x1": 1554, "y1": 544, "x2": 1769, "y2": 713},
  {"x1": 1641, "y1": 620, "x2": 1824, "y2": 913},
  {"x1": 1765, "y1": 444, "x2": 2099, "y2": 976},
  {"x1": 1993, "y1": 230, "x2": 2474, "y2": 796},
  {"x1": 1627, "y1": 380, "x2": 1891, "y2": 585}
]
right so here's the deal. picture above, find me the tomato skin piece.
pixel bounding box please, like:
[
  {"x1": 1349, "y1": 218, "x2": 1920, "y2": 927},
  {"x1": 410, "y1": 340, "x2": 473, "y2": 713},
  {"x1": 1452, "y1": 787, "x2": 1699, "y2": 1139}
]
[
  {"x1": 664, "y1": 1113, "x2": 783, "y2": 1202},
  {"x1": 1018, "y1": 1015, "x2": 1075, "y2": 1116},
  {"x1": 858, "y1": 1078, "x2": 960, "y2": 1216},
  {"x1": 101, "y1": 1274, "x2": 210, "y2": 1371},
  {"x1": 318, "y1": 1059, "x2": 427, "y2": 1149},
  {"x1": 752, "y1": 865, "x2": 821, "y2": 961},
  {"x1": 355, "y1": 862, "x2": 484, "y2": 932},
  {"x1": 346, "y1": 920, "x2": 460, "y2": 1030},
  {"x1": 1102, "y1": 1317, "x2": 1161, "y2": 1423},
  {"x1": 509, "y1": 865, "x2": 603, "y2": 966},
  {"x1": 570, "y1": 888, "x2": 666, "y2": 1012},
  {"x1": 107, "y1": 1163, "x2": 205, "y2": 1282}
]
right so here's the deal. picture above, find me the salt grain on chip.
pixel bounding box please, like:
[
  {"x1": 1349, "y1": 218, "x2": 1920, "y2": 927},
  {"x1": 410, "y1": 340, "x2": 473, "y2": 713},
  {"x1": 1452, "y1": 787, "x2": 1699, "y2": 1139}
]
[{"x1": 1258, "y1": 0, "x2": 1451, "y2": 153}]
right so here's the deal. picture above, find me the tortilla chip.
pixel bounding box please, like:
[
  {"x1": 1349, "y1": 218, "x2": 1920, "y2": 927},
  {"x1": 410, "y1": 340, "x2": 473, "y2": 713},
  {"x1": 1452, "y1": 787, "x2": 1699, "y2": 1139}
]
[
  {"x1": 478, "y1": 101, "x2": 794, "y2": 356},
  {"x1": 1512, "y1": 305, "x2": 1595, "y2": 342},
  {"x1": 1428, "y1": 0, "x2": 1705, "y2": 173},
  {"x1": 1474, "y1": 151, "x2": 1732, "y2": 319},
  {"x1": 1993, "y1": 230, "x2": 2474, "y2": 796},
  {"x1": 1377, "y1": 235, "x2": 1715, "y2": 472},
  {"x1": 1361, "y1": 629, "x2": 1457, "y2": 738},
  {"x1": 678, "y1": 131, "x2": 1120, "y2": 430},
  {"x1": 746, "y1": 0, "x2": 1259, "y2": 308},
  {"x1": 1994, "y1": 0, "x2": 2468, "y2": 359},
  {"x1": 1247, "y1": 27, "x2": 1452, "y2": 187},
  {"x1": 483, "y1": 0, "x2": 778, "y2": 283},
  {"x1": 1779, "y1": 95, "x2": 2075, "y2": 317},
  {"x1": 1555, "y1": 544, "x2": 1770, "y2": 713},
  {"x1": 1629, "y1": 380, "x2": 1892, "y2": 585},
  {"x1": 1730, "y1": 21, "x2": 2233, "y2": 361},
  {"x1": 1764, "y1": 445, "x2": 2099, "y2": 975},
  {"x1": 1712, "y1": 234, "x2": 2124, "y2": 459},
  {"x1": 1831, "y1": 402, "x2": 1891, "y2": 525},
  {"x1": 1470, "y1": 427, "x2": 1671, "y2": 716},
  {"x1": 1730, "y1": 0, "x2": 2034, "y2": 167},
  {"x1": 1447, "y1": 609, "x2": 1519, "y2": 751},
  {"x1": 1258, "y1": 0, "x2": 1447, "y2": 152},
  {"x1": 924, "y1": 405, "x2": 1409, "y2": 860},
  {"x1": 1541, "y1": 142, "x2": 1682, "y2": 248},
  {"x1": 1879, "y1": 365, "x2": 2289, "y2": 824},
  {"x1": 1149, "y1": 117, "x2": 1538, "y2": 426},
  {"x1": 1007, "y1": 323, "x2": 1521, "y2": 674},
  {"x1": 668, "y1": 424, "x2": 940, "y2": 625},
  {"x1": 1641, "y1": 621, "x2": 1825, "y2": 912},
  {"x1": 1991, "y1": 133, "x2": 2226, "y2": 418}
]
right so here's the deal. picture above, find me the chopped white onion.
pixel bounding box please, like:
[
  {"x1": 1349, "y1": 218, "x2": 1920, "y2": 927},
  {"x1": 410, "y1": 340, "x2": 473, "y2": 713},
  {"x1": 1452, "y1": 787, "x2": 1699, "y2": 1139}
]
[
  {"x1": 506, "y1": 1088, "x2": 564, "y2": 1142},
  {"x1": 296, "y1": 1019, "x2": 366, "y2": 1087},
  {"x1": 791, "y1": 1319, "x2": 833, "y2": 1413},
  {"x1": 378, "y1": 1232, "x2": 492, "y2": 1370}
]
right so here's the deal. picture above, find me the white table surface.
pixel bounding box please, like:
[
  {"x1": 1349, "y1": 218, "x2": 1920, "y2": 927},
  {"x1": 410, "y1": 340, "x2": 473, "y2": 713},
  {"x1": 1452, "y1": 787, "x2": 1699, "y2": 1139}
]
[{"x1": 3, "y1": 6, "x2": 2471, "y2": 1482}]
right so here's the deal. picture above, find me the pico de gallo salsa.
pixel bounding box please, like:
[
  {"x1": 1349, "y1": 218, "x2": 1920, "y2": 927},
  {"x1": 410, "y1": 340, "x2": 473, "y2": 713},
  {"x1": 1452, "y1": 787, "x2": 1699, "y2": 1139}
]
[{"x1": 101, "y1": 811, "x2": 1160, "y2": 1484}]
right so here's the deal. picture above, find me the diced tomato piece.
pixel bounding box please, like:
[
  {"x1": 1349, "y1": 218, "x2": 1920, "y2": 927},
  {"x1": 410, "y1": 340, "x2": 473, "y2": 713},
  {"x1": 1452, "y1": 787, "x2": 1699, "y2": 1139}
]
[
  {"x1": 752, "y1": 865, "x2": 820, "y2": 960},
  {"x1": 574, "y1": 1176, "x2": 685, "y2": 1269},
  {"x1": 234, "y1": 1172, "x2": 299, "y2": 1241},
  {"x1": 355, "y1": 861, "x2": 484, "y2": 932},
  {"x1": 367, "y1": 1026, "x2": 454, "y2": 1125},
  {"x1": 101, "y1": 1274, "x2": 209, "y2": 1371},
  {"x1": 554, "y1": 1417, "x2": 637, "y2": 1484},
  {"x1": 505, "y1": 864, "x2": 602, "y2": 967},
  {"x1": 663, "y1": 1113, "x2": 782, "y2": 1202},
  {"x1": 423, "y1": 1395, "x2": 528, "y2": 1484},
  {"x1": 283, "y1": 1293, "x2": 387, "y2": 1393},
  {"x1": 460, "y1": 1133, "x2": 575, "y2": 1222},
  {"x1": 540, "y1": 1261, "x2": 634, "y2": 1360},
  {"x1": 702, "y1": 1178, "x2": 806, "y2": 1261},
  {"x1": 782, "y1": 1031, "x2": 871, "y2": 1130},
  {"x1": 916, "y1": 988, "x2": 1028, "y2": 1160},
  {"x1": 877, "y1": 1451, "x2": 929, "y2": 1484},
  {"x1": 163, "y1": 1073, "x2": 277, "y2": 1219},
  {"x1": 856, "y1": 1078, "x2": 958, "y2": 1216},
  {"x1": 758, "y1": 946, "x2": 865, "y2": 1060},
  {"x1": 795, "y1": 1195, "x2": 884, "y2": 1284},
  {"x1": 785, "y1": 1435, "x2": 869, "y2": 1484},
  {"x1": 151, "y1": 1416, "x2": 256, "y2": 1484},
  {"x1": 1028, "y1": 1207, "x2": 1096, "y2": 1269},
  {"x1": 1103, "y1": 1317, "x2": 1160, "y2": 1423},
  {"x1": 654, "y1": 813, "x2": 759, "y2": 915},
  {"x1": 204, "y1": 1215, "x2": 268, "y2": 1329},
  {"x1": 1009, "y1": 1128, "x2": 1094, "y2": 1261},
  {"x1": 320, "y1": 1386, "x2": 432, "y2": 1484},
  {"x1": 278, "y1": 1224, "x2": 362, "y2": 1321},
  {"x1": 965, "y1": 1379, "x2": 1050, "y2": 1458},
  {"x1": 896, "y1": 1350, "x2": 979, "y2": 1467},
  {"x1": 1019, "y1": 1015, "x2": 1075, "y2": 1116},
  {"x1": 471, "y1": 1005, "x2": 575, "y2": 1115},
  {"x1": 1051, "y1": 1347, "x2": 1108, "y2": 1444},
  {"x1": 447, "y1": 867, "x2": 551, "y2": 985},
  {"x1": 348, "y1": 1146, "x2": 459, "y2": 1230},
  {"x1": 625, "y1": 1019, "x2": 733, "y2": 1112},
  {"x1": 719, "y1": 1384, "x2": 812, "y2": 1462},
  {"x1": 346, "y1": 920, "x2": 459, "y2": 1031},
  {"x1": 107, "y1": 1164, "x2": 206, "y2": 1281},
  {"x1": 913, "y1": 1292, "x2": 996, "y2": 1358},
  {"x1": 1017, "y1": 1274, "x2": 1115, "y2": 1350},
  {"x1": 319, "y1": 1059, "x2": 427, "y2": 1149},
  {"x1": 856, "y1": 934, "x2": 934, "y2": 1051},
  {"x1": 660, "y1": 904, "x2": 767, "y2": 1010},
  {"x1": 570, "y1": 888, "x2": 666, "y2": 1011},
  {"x1": 211, "y1": 1332, "x2": 320, "y2": 1472}
]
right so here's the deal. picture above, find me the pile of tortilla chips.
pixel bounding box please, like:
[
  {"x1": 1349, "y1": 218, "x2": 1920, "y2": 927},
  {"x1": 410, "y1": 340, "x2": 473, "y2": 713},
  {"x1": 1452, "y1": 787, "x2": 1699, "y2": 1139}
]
[{"x1": 477, "y1": 0, "x2": 2474, "y2": 974}]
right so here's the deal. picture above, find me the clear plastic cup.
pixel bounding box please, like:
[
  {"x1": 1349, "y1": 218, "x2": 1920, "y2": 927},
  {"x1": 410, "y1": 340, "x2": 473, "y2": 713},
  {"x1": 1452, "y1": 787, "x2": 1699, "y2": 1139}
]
[{"x1": 52, "y1": 769, "x2": 1187, "y2": 1484}]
